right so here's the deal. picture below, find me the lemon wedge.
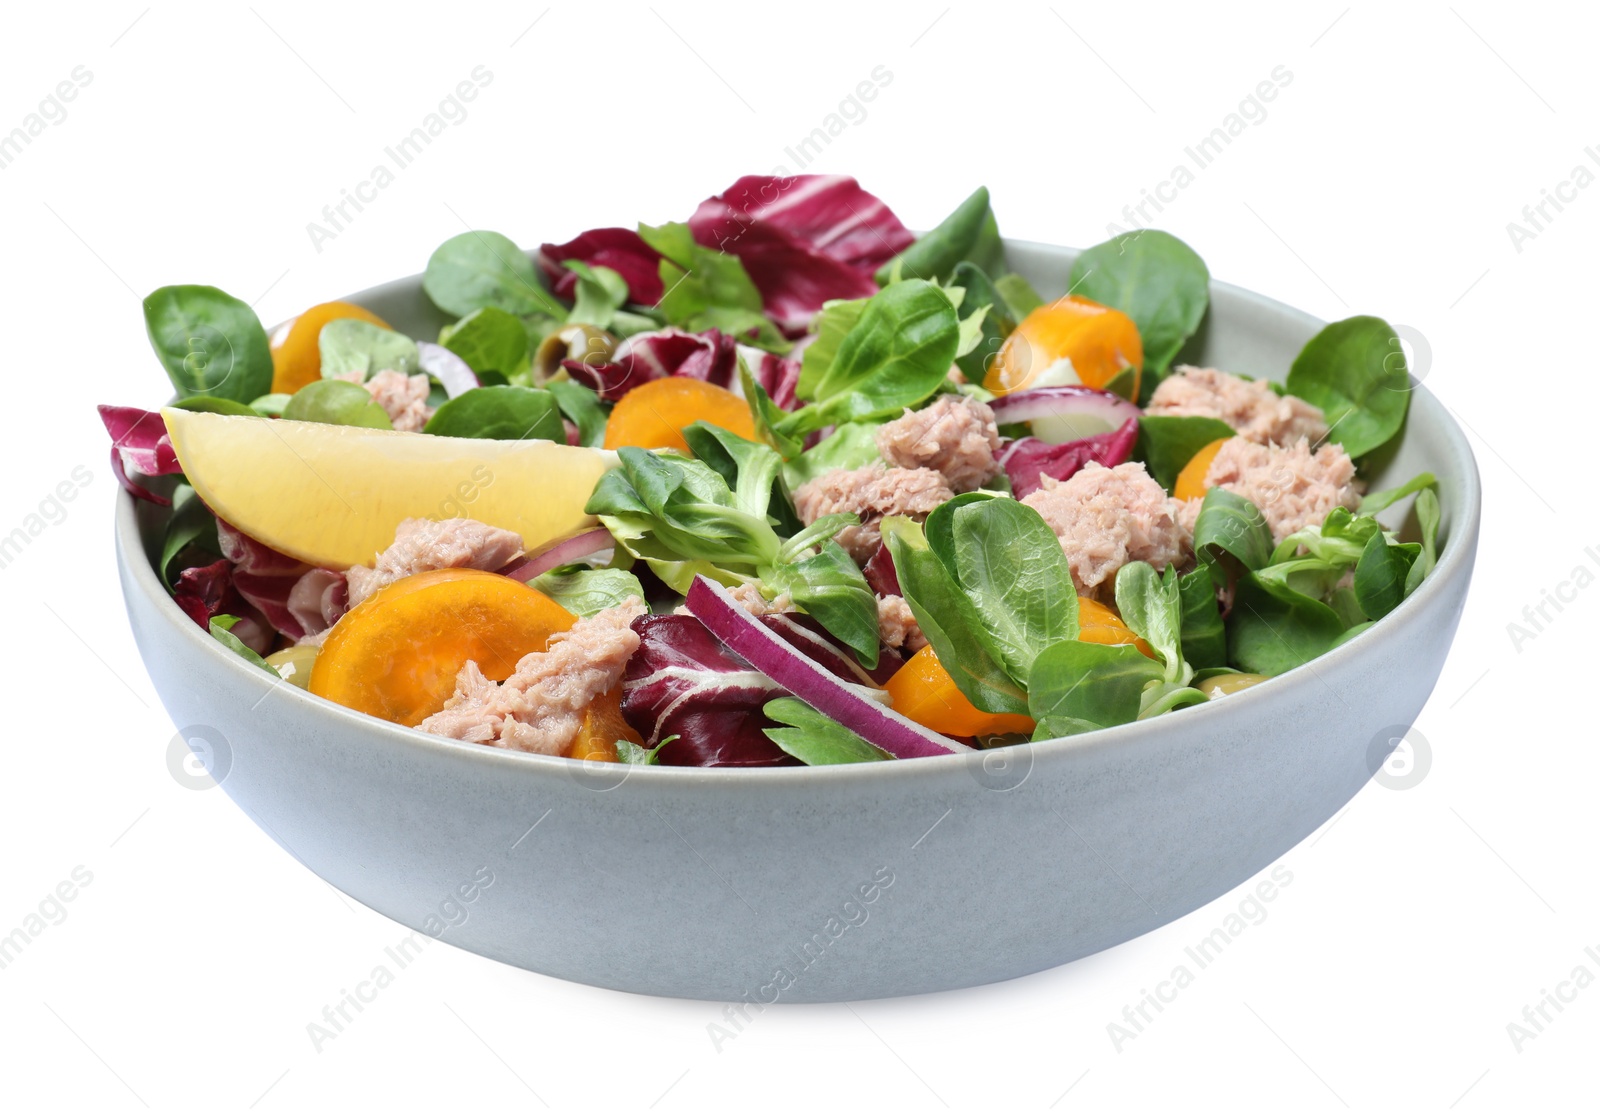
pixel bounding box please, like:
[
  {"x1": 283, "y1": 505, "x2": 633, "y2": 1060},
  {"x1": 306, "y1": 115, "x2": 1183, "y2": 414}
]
[{"x1": 162, "y1": 408, "x2": 615, "y2": 569}]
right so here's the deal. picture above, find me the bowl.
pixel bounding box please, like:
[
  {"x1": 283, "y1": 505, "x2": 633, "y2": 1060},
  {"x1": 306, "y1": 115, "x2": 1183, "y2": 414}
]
[{"x1": 117, "y1": 238, "x2": 1481, "y2": 1002}]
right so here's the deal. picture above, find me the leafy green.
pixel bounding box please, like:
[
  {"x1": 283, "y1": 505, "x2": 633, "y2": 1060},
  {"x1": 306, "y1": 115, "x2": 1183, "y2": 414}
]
[
  {"x1": 209, "y1": 616, "x2": 272, "y2": 671},
  {"x1": 563, "y1": 261, "x2": 630, "y2": 330},
  {"x1": 762, "y1": 698, "x2": 891, "y2": 765},
  {"x1": 250, "y1": 394, "x2": 290, "y2": 417},
  {"x1": 281, "y1": 380, "x2": 393, "y2": 429},
  {"x1": 874, "y1": 186, "x2": 1003, "y2": 284},
  {"x1": 1113, "y1": 563, "x2": 1187, "y2": 684},
  {"x1": 143, "y1": 285, "x2": 274, "y2": 403},
  {"x1": 617, "y1": 738, "x2": 667, "y2": 765},
  {"x1": 529, "y1": 567, "x2": 646, "y2": 617},
  {"x1": 639, "y1": 222, "x2": 788, "y2": 350},
  {"x1": 1227, "y1": 574, "x2": 1348, "y2": 675},
  {"x1": 424, "y1": 230, "x2": 562, "y2": 318},
  {"x1": 928, "y1": 495, "x2": 1079, "y2": 686},
  {"x1": 161, "y1": 484, "x2": 219, "y2": 586},
  {"x1": 1028, "y1": 641, "x2": 1165, "y2": 739},
  {"x1": 1285, "y1": 316, "x2": 1410, "y2": 458},
  {"x1": 994, "y1": 273, "x2": 1044, "y2": 317},
  {"x1": 1405, "y1": 488, "x2": 1441, "y2": 595},
  {"x1": 439, "y1": 306, "x2": 529, "y2": 378},
  {"x1": 884, "y1": 517, "x2": 1029, "y2": 716},
  {"x1": 1359, "y1": 471, "x2": 1436, "y2": 516},
  {"x1": 1067, "y1": 230, "x2": 1210, "y2": 376},
  {"x1": 1178, "y1": 566, "x2": 1228, "y2": 670},
  {"x1": 680, "y1": 421, "x2": 782, "y2": 521},
  {"x1": 171, "y1": 395, "x2": 258, "y2": 417},
  {"x1": 319, "y1": 319, "x2": 419, "y2": 380},
  {"x1": 1353, "y1": 532, "x2": 1420, "y2": 621},
  {"x1": 765, "y1": 542, "x2": 880, "y2": 668},
  {"x1": 797, "y1": 298, "x2": 868, "y2": 401},
  {"x1": 950, "y1": 262, "x2": 1014, "y2": 383},
  {"x1": 779, "y1": 279, "x2": 960, "y2": 435},
  {"x1": 1192, "y1": 488, "x2": 1273, "y2": 570},
  {"x1": 738, "y1": 360, "x2": 804, "y2": 461},
  {"x1": 546, "y1": 378, "x2": 608, "y2": 447},
  {"x1": 781, "y1": 423, "x2": 882, "y2": 491},
  {"x1": 1134, "y1": 415, "x2": 1235, "y2": 490},
  {"x1": 423, "y1": 385, "x2": 564, "y2": 441}
]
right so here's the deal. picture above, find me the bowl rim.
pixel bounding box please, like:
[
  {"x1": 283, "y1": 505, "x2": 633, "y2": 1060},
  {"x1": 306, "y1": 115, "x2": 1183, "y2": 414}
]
[{"x1": 116, "y1": 242, "x2": 1483, "y2": 788}]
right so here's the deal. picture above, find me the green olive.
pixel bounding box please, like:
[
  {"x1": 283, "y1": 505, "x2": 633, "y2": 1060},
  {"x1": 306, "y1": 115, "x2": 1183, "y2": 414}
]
[
  {"x1": 534, "y1": 324, "x2": 619, "y2": 381},
  {"x1": 265, "y1": 644, "x2": 319, "y2": 689},
  {"x1": 1201, "y1": 673, "x2": 1271, "y2": 699}
]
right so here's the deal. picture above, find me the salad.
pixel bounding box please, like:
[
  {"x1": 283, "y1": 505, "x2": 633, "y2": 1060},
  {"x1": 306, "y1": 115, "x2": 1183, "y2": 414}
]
[{"x1": 104, "y1": 175, "x2": 1439, "y2": 768}]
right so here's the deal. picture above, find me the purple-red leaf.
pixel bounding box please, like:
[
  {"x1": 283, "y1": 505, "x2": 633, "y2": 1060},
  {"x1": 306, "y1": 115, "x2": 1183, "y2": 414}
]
[
  {"x1": 688, "y1": 175, "x2": 913, "y2": 334},
  {"x1": 999, "y1": 417, "x2": 1141, "y2": 498},
  {"x1": 562, "y1": 327, "x2": 739, "y2": 402},
  {"x1": 537, "y1": 227, "x2": 664, "y2": 306}
]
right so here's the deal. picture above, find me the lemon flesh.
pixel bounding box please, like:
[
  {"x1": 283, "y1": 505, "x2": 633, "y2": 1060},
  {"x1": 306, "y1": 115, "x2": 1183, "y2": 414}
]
[{"x1": 162, "y1": 408, "x2": 615, "y2": 569}]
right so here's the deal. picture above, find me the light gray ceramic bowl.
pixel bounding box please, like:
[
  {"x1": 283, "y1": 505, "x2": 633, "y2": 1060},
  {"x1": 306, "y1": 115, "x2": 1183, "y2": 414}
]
[{"x1": 117, "y1": 239, "x2": 1480, "y2": 1002}]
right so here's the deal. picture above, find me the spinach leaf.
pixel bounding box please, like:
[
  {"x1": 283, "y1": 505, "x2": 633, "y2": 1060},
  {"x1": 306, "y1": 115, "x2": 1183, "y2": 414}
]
[
  {"x1": 1353, "y1": 532, "x2": 1420, "y2": 620},
  {"x1": 1227, "y1": 574, "x2": 1348, "y2": 674},
  {"x1": 1135, "y1": 415, "x2": 1235, "y2": 490},
  {"x1": 319, "y1": 319, "x2": 419, "y2": 379},
  {"x1": 439, "y1": 306, "x2": 529, "y2": 378},
  {"x1": 209, "y1": 615, "x2": 272, "y2": 671},
  {"x1": 546, "y1": 378, "x2": 608, "y2": 447},
  {"x1": 1359, "y1": 471, "x2": 1436, "y2": 516},
  {"x1": 1404, "y1": 488, "x2": 1441, "y2": 595},
  {"x1": 797, "y1": 297, "x2": 868, "y2": 401},
  {"x1": 529, "y1": 567, "x2": 646, "y2": 617},
  {"x1": 161, "y1": 484, "x2": 219, "y2": 586},
  {"x1": 1028, "y1": 640, "x2": 1165, "y2": 739},
  {"x1": 762, "y1": 698, "x2": 892, "y2": 765},
  {"x1": 171, "y1": 395, "x2": 258, "y2": 417},
  {"x1": 282, "y1": 380, "x2": 393, "y2": 429},
  {"x1": 1067, "y1": 230, "x2": 1210, "y2": 376},
  {"x1": 423, "y1": 385, "x2": 564, "y2": 441},
  {"x1": 424, "y1": 231, "x2": 561, "y2": 318},
  {"x1": 884, "y1": 517, "x2": 1030, "y2": 715},
  {"x1": 931, "y1": 496, "x2": 1080, "y2": 686},
  {"x1": 994, "y1": 273, "x2": 1044, "y2": 317},
  {"x1": 1193, "y1": 488, "x2": 1273, "y2": 570},
  {"x1": 780, "y1": 279, "x2": 960, "y2": 435},
  {"x1": 874, "y1": 186, "x2": 1003, "y2": 284},
  {"x1": 143, "y1": 285, "x2": 274, "y2": 403},
  {"x1": 766, "y1": 542, "x2": 881, "y2": 669},
  {"x1": 1285, "y1": 315, "x2": 1410, "y2": 458},
  {"x1": 950, "y1": 262, "x2": 1014, "y2": 383},
  {"x1": 1113, "y1": 562, "x2": 1187, "y2": 684},
  {"x1": 781, "y1": 422, "x2": 882, "y2": 491},
  {"x1": 1178, "y1": 566, "x2": 1228, "y2": 670}
]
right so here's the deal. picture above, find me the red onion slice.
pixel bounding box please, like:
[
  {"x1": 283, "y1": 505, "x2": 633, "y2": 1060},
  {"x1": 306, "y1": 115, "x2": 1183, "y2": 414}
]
[
  {"x1": 988, "y1": 385, "x2": 1140, "y2": 445},
  {"x1": 499, "y1": 527, "x2": 615, "y2": 583},
  {"x1": 417, "y1": 342, "x2": 480, "y2": 399},
  {"x1": 686, "y1": 576, "x2": 969, "y2": 760}
]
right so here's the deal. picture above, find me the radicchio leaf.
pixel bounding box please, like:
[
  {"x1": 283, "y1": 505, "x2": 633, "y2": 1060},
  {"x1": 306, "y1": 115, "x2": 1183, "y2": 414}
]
[
  {"x1": 620, "y1": 611, "x2": 902, "y2": 768},
  {"x1": 562, "y1": 327, "x2": 738, "y2": 402},
  {"x1": 998, "y1": 417, "x2": 1140, "y2": 498},
  {"x1": 100, "y1": 405, "x2": 182, "y2": 504},
  {"x1": 688, "y1": 175, "x2": 914, "y2": 334},
  {"x1": 216, "y1": 519, "x2": 319, "y2": 641},
  {"x1": 171, "y1": 560, "x2": 271, "y2": 653},
  {"x1": 537, "y1": 227, "x2": 665, "y2": 306}
]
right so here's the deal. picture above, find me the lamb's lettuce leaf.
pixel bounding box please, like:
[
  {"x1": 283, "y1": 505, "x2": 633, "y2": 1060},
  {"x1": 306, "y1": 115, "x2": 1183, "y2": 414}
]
[{"x1": 763, "y1": 697, "x2": 892, "y2": 765}]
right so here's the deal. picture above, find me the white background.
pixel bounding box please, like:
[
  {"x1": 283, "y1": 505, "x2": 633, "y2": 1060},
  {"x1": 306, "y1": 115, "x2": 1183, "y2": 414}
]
[{"x1": 1, "y1": 2, "x2": 1593, "y2": 1113}]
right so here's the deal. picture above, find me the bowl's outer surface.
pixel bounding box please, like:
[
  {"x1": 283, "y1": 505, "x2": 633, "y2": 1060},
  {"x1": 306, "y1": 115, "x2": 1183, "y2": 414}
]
[{"x1": 119, "y1": 239, "x2": 1480, "y2": 1002}]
